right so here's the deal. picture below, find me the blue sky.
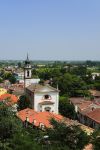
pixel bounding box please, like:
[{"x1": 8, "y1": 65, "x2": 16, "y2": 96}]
[{"x1": 0, "y1": 0, "x2": 100, "y2": 60}]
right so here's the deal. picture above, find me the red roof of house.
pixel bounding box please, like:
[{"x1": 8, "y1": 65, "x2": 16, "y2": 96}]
[
  {"x1": 86, "y1": 108, "x2": 100, "y2": 124},
  {"x1": 17, "y1": 108, "x2": 94, "y2": 134},
  {"x1": 17, "y1": 108, "x2": 63, "y2": 128},
  {"x1": 78, "y1": 101, "x2": 93, "y2": 111},
  {"x1": 0, "y1": 93, "x2": 18, "y2": 105}
]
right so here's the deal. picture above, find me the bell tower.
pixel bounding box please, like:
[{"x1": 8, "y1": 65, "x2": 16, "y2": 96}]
[{"x1": 24, "y1": 53, "x2": 32, "y2": 87}]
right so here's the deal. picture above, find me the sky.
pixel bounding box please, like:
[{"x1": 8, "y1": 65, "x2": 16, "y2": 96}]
[{"x1": 0, "y1": 0, "x2": 100, "y2": 60}]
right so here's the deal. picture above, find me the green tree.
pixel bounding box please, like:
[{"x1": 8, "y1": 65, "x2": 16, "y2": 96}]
[
  {"x1": 0, "y1": 103, "x2": 22, "y2": 141},
  {"x1": 18, "y1": 62, "x2": 22, "y2": 68},
  {"x1": 46, "y1": 119, "x2": 90, "y2": 150},
  {"x1": 59, "y1": 96, "x2": 76, "y2": 119},
  {"x1": 9, "y1": 75, "x2": 16, "y2": 84},
  {"x1": 53, "y1": 73, "x2": 87, "y2": 96},
  {"x1": 17, "y1": 95, "x2": 30, "y2": 110},
  {"x1": 92, "y1": 129, "x2": 100, "y2": 150},
  {"x1": 0, "y1": 103, "x2": 42, "y2": 150}
]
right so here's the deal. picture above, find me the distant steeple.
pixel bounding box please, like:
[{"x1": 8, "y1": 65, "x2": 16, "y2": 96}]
[
  {"x1": 24, "y1": 53, "x2": 32, "y2": 88},
  {"x1": 25, "y1": 53, "x2": 30, "y2": 65},
  {"x1": 27, "y1": 53, "x2": 29, "y2": 61}
]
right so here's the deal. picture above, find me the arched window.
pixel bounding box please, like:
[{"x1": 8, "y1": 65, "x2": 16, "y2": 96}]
[{"x1": 27, "y1": 70, "x2": 29, "y2": 77}]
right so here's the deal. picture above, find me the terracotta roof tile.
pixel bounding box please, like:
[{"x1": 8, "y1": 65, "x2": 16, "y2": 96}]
[
  {"x1": 0, "y1": 93, "x2": 18, "y2": 105},
  {"x1": 86, "y1": 108, "x2": 100, "y2": 124},
  {"x1": 17, "y1": 108, "x2": 94, "y2": 134},
  {"x1": 78, "y1": 101, "x2": 93, "y2": 111},
  {"x1": 17, "y1": 108, "x2": 63, "y2": 128}
]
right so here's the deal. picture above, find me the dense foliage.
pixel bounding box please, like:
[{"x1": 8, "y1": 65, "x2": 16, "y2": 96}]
[
  {"x1": 46, "y1": 119, "x2": 90, "y2": 150},
  {"x1": 59, "y1": 96, "x2": 76, "y2": 119},
  {"x1": 0, "y1": 103, "x2": 90, "y2": 150},
  {"x1": 17, "y1": 95, "x2": 30, "y2": 110}
]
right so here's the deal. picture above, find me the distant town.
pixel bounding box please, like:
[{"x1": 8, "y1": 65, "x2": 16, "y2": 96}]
[{"x1": 0, "y1": 55, "x2": 100, "y2": 150}]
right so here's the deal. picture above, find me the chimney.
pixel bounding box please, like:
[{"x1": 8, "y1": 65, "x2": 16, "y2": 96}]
[
  {"x1": 33, "y1": 119, "x2": 36, "y2": 125},
  {"x1": 26, "y1": 116, "x2": 29, "y2": 122}
]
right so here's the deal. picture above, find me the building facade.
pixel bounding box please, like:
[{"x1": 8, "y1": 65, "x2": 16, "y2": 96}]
[{"x1": 26, "y1": 83, "x2": 59, "y2": 114}]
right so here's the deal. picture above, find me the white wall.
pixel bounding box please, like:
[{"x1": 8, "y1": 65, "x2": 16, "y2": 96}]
[{"x1": 34, "y1": 91, "x2": 59, "y2": 114}]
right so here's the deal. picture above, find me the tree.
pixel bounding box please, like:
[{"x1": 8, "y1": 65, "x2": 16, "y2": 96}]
[
  {"x1": 18, "y1": 62, "x2": 22, "y2": 68},
  {"x1": 71, "y1": 65, "x2": 87, "y2": 77},
  {"x1": 53, "y1": 73, "x2": 87, "y2": 96},
  {"x1": 0, "y1": 103, "x2": 42, "y2": 150},
  {"x1": 46, "y1": 119, "x2": 90, "y2": 150},
  {"x1": 0, "y1": 103, "x2": 22, "y2": 141},
  {"x1": 92, "y1": 129, "x2": 100, "y2": 150},
  {"x1": 9, "y1": 75, "x2": 16, "y2": 84},
  {"x1": 93, "y1": 76, "x2": 100, "y2": 90},
  {"x1": 0, "y1": 77, "x2": 3, "y2": 83},
  {"x1": 17, "y1": 95, "x2": 30, "y2": 110},
  {"x1": 59, "y1": 96, "x2": 76, "y2": 119}
]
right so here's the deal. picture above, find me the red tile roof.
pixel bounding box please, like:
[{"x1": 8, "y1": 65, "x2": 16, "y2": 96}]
[
  {"x1": 0, "y1": 93, "x2": 18, "y2": 105},
  {"x1": 78, "y1": 101, "x2": 92, "y2": 111},
  {"x1": 17, "y1": 108, "x2": 63, "y2": 128},
  {"x1": 86, "y1": 108, "x2": 100, "y2": 124},
  {"x1": 17, "y1": 108, "x2": 94, "y2": 134}
]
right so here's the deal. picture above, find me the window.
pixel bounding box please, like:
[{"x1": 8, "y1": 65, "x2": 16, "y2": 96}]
[
  {"x1": 44, "y1": 95, "x2": 51, "y2": 99},
  {"x1": 27, "y1": 70, "x2": 29, "y2": 77},
  {"x1": 45, "y1": 107, "x2": 51, "y2": 112}
]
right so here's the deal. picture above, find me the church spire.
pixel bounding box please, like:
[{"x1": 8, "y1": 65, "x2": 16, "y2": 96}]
[
  {"x1": 25, "y1": 53, "x2": 30, "y2": 65},
  {"x1": 27, "y1": 53, "x2": 29, "y2": 61}
]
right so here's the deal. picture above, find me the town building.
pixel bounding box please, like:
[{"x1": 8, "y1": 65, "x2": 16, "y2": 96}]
[
  {"x1": 17, "y1": 108, "x2": 93, "y2": 135},
  {"x1": 13, "y1": 70, "x2": 24, "y2": 83},
  {"x1": 70, "y1": 97, "x2": 100, "y2": 129},
  {"x1": 24, "y1": 54, "x2": 59, "y2": 114},
  {"x1": 17, "y1": 108, "x2": 63, "y2": 129},
  {"x1": 24, "y1": 54, "x2": 40, "y2": 87},
  {"x1": 25, "y1": 83, "x2": 59, "y2": 114},
  {"x1": 91, "y1": 72, "x2": 100, "y2": 80},
  {"x1": 0, "y1": 88, "x2": 7, "y2": 96}
]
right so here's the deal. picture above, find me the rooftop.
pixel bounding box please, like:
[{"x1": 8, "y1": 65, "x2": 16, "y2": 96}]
[
  {"x1": 17, "y1": 108, "x2": 94, "y2": 134},
  {"x1": 0, "y1": 93, "x2": 18, "y2": 105},
  {"x1": 86, "y1": 108, "x2": 100, "y2": 124},
  {"x1": 26, "y1": 83, "x2": 59, "y2": 93},
  {"x1": 17, "y1": 108, "x2": 63, "y2": 128}
]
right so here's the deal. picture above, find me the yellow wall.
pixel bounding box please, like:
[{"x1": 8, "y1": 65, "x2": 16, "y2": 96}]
[{"x1": 0, "y1": 88, "x2": 7, "y2": 96}]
